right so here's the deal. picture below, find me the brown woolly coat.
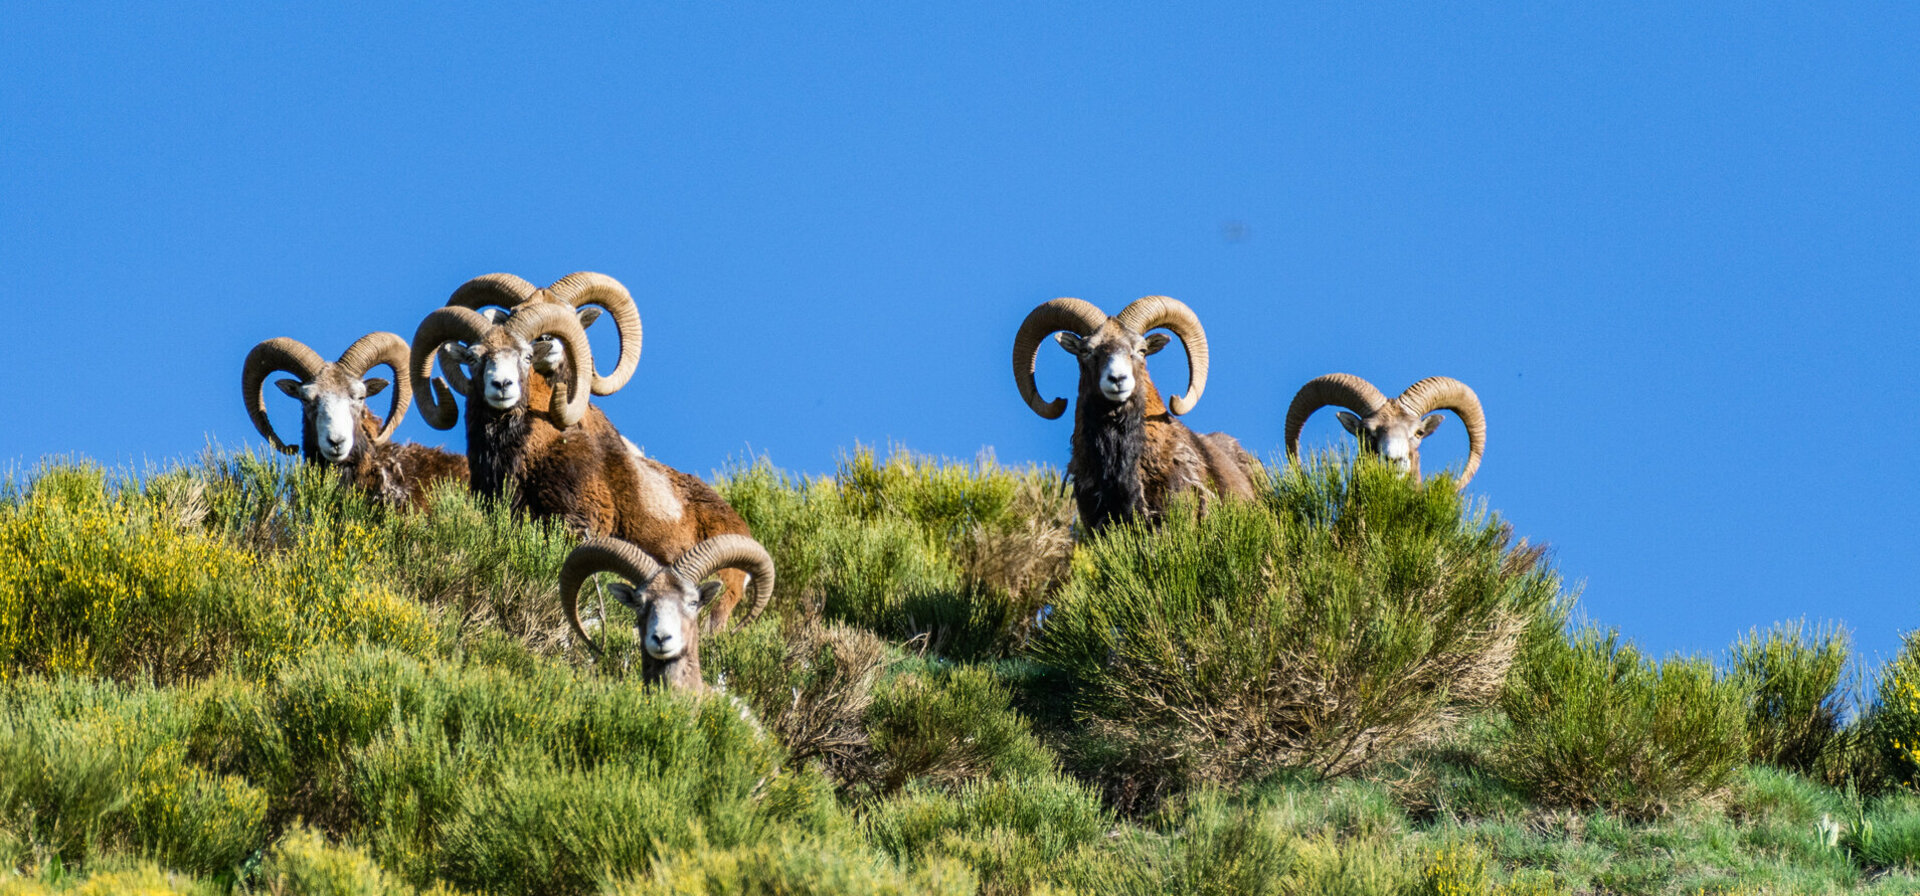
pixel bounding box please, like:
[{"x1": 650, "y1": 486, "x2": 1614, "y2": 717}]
[
  {"x1": 467, "y1": 377, "x2": 756, "y2": 628},
  {"x1": 1070, "y1": 375, "x2": 1260, "y2": 530}
]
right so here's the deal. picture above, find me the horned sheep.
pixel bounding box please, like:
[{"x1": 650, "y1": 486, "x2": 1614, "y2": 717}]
[
  {"x1": 1283, "y1": 373, "x2": 1486, "y2": 488},
  {"x1": 409, "y1": 273, "x2": 763, "y2": 630},
  {"x1": 559, "y1": 534, "x2": 775, "y2": 689},
  {"x1": 1012, "y1": 296, "x2": 1260, "y2": 532},
  {"x1": 241, "y1": 332, "x2": 467, "y2": 508}
]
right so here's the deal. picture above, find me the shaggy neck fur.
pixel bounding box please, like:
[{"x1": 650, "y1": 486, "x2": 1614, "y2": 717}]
[
  {"x1": 1070, "y1": 373, "x2": 1165, "y2": 532},
  {"x1": 465, "y1": 399, "x2": 536, "y2": 501},
  {"x1": 642, "y1": 644, "x2": 704, "y2": 691}
]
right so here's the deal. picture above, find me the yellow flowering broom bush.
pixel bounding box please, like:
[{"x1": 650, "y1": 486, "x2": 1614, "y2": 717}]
[{"x1": 0, "y1": 464, "x2": 437, "y2": 684}]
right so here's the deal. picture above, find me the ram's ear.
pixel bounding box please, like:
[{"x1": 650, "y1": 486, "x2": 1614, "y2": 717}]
[
  {"x1": 275, "y1": 378, "x2": 306, "y2": 399},
  {"x1": 363, "y1": 378, "x2": 390, "y2": 398},
  {"x1": 1417, "y1": 414, "x2": 1445, "y2": 438},
  {"x1": 576, "y1": 307, "x2": 603, "y2": 329},
  {"x1": 1055, "y1": 332, "x2": 1085, "y2": 353},
  {"x1": 607, "y1": 582, "x2": 642, "y2": 610},
  {"x1": 1336, "y1": 411, "x2": 1363, "y2": 435},
  {"x1": 1143, "y1": 333, "x2": 1172, "y2": 355},
  {"x1": 695, "y1": 580, "x2": 727, "y2": 610}
]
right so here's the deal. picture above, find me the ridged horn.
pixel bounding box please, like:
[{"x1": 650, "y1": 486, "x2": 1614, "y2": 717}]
[
  {"x1": 1011, "y1": 298, "x2": 1108, "y2": 419},
  {"x1": 409, "y1": 307, "x2": 495, "y2": 430},
  {"x1": 1397, "y1": 376, "x2": 1486, "y2": 489},
  {"x1": 241, "y1": 338, "x2": 326, "y2": 455},
  {"x1": 502, "y1": 302, "x2": 593, "y2": 428},
  {"x1": 445, "y1": 273, "x2": 541, "y2": 313},
  {"x1": 670, "y1": 534, "x2": 777, "y2": 629},
  {"x1": 560, "y1": 537, "x2": 664, "y2": 659},
  {"x1": 1284, "y1": 374, "x2": 1389, "y2": 460},
  {"x1": 1115, "y1": 295, "x2": 1209, "y2": 415},
  {"x1": 335, "y1": 332, "x2": 412, "y2": 444},
  {"x1": 437, "y1": 344, "x2": 472, "y2": 396},
  {"x1": 547, "y1": 272, "x2": 642, "y2": 396}
]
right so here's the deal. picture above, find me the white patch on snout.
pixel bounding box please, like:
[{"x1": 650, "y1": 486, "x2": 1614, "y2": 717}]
[
  {"x1": 481, "y1": 357, "x2": 522, "y2": 410},
  {"x1": 1097, "y1": 354, "x2": 1135, "y2": 402},
  {"x1": 314, "y1": 395, "x2": 358, "y2": 463},
  {"x1": 1379, "y1": 433, "x2": 1413, "y2": 469},
  {"x1": 644, "y1": 601, "x2": 689, "y2": 659}
]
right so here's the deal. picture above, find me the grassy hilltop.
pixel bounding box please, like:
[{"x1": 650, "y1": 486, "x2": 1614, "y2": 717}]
[{"x1": 0, "y1": 448, "x2": 1917, "y2": 895}]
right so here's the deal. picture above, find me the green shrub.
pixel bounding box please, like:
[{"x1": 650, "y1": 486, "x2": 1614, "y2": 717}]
[
  {"x1": 606, "y1": 833, "x2": 976, "y2": 896},
  {"x1": 1497, "y1": 627, "x2": 1749, "y2": 819},
  {"x1": 1061, "y1": 789, "x2": 1305, "y2": 896},
  {"x1": 717, "y1": 450, "x2": 1070, "y2": 660},
  {"x1": 255, "y1": 827, "x2": 429, "y2": 896},
  {"x1": 200, "y1": 448, "x2": 578, "y2": 653},
  {"x1": 1867, "y1": 630, "x2": 1920, "y2": 790},
  {"x1": 0, "y1": 462, "x2": 438, "y2": 683},
  {"x1": 1729, "y1": 621, "x2": 1849, "y2": 774},
  {"x1": 0, "y1": 677, "x2": 267, "y2": 877},
  {"x1": 1037, "y1": 457, "x2": 1559, "y2": 807},
  {"x1": 865, "y1": 661, "x2": 1056, "y2": 795},
  {"x1": 0, "y1": 864, "x2": 219, "y2": 895},
  {"x1": 704, "y1": 617, "x2": 891, "y2": 784},
  {"x1": 867, "y1": 775, "x2": 1112, "y2": 895}
]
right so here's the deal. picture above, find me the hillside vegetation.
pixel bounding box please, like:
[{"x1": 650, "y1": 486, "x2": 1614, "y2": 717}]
[{"x1": 0, "y1": 448, "x2": 1916, "y2": 895}]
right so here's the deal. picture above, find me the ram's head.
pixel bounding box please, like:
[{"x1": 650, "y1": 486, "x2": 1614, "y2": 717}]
[{"x1": 1284, "y1": 374, "x2": 1486, "y2": 488}]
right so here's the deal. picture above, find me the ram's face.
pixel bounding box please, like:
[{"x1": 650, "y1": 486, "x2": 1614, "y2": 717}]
[
  {"x1": 610, "y1": 574, "x2": 727, "y2": 661},
  {"x1": 1056, "y1": 323, "x2": 1170, "y2": 406},
  {"x1": 1337, "y1": 407, "x2": 1444, "y2": 474},
  {"x1": 449, "y1": 331, "x2": 565, "y2": 412},
  {"x1": 278, "y1": 368, "x2": 386, "y2": 464}
]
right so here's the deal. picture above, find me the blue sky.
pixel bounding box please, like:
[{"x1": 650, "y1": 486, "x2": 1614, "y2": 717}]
[{"x1": 4, "y1": 4, "x2": 1915, "y2": 666}]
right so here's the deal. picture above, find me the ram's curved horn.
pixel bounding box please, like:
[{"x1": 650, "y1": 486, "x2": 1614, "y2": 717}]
[
  {"x1": 546, "y1": 272, "x2": 643, "y2": 396},
  {"x1": 335, "y1": 332, "x2": 412, "y2": 444},
  {"x1": 502, "y1": 302, "x2": 593, "y2": 428},
  {"x1": 560, "y1": 537, "x2": 664, "y2": 659},
  {"x1": 445, "y1": 273, "x2": 541, "y2": 313},
  {"x1": 1011, "y1": 298, "x2": 1108, "y2": 420},
  {"x1": 1284, "y1": 374, "x2": 1389, "y2": 460},
  {"x1": 437, "y1": 344, "x2": 473, "y2": 396},
  {"x1": 1397, "y1": 376, "x2": 1486, "y2": 489},
  {"x1": 670, "y1": 534, "x2": 776, "y2": 629},
  {"x1": 241, "y1": 338, "x2": 326, "y2": 455},
  {"x1": 1114, "y1": 296, "x2": 1210, "y2": 415},
  {"x1": 409, "y1": 307, "x2": 494, "y2": 430}
]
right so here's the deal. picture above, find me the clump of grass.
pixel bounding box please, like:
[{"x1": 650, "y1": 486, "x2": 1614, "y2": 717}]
[
  {"x1": 1845, "y1": 791, "x2": 1920, "y2": 872},
  {"x1": 1037, "y1": 456, "x2": 1559, "y2": 809},
  {"x1": 1497, "y1": 627, "x2": 1749, "y2": 820},
  {"x1": 1728, "y1": 620, "x2": 1849, "y2": 776}
]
